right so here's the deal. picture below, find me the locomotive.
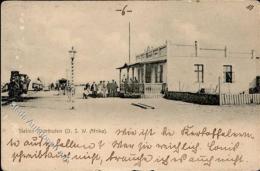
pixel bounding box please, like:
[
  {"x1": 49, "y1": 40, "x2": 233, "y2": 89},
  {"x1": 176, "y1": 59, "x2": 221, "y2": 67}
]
[{"x1": 8, "y1": 71, "x2": 31, "y2": 99}]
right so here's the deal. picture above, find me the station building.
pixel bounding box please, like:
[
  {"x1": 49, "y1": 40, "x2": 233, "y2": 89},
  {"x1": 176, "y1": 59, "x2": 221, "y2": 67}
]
[{"x1": 117, "y1": 40, "x2": 259, "y2": 98}]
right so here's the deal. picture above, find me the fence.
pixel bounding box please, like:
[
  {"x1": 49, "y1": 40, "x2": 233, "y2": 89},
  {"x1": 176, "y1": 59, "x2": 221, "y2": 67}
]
[
  {"x1": 120, "y1": 83, "x2": 144, "y2": 94},
  {"x1": 120, "y1": 83, "x2": 166, "y2": 98},
  {"x1": 220, "y1": 93, "x2": 260, "y2": 105},
  {"x1": 142, "y1": 83, "x2": 164, "y2": 98}
]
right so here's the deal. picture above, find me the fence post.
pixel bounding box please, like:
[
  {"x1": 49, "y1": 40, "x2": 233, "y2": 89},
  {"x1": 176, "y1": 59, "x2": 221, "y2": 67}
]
[{"x1": 218, "y1": 76, "x2": 222, "y2": 105}]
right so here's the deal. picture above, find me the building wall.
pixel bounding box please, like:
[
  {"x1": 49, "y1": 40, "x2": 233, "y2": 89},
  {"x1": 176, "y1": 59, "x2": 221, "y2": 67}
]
[
  {"x1": 167, "y1": 43, "x2": 257, "y2": 94},
  {"x1": 256, "y1": 59, "x2": 260, "y2": 75}
]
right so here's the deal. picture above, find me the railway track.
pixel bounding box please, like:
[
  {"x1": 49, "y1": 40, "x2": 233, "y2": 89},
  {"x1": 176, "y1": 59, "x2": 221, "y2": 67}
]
[
  {"x1": 1, "y1": 97, "x2": 16, "y2": 106},
  {"x1": 1, "y1": 91, "x2": 38, "y2": 106}
]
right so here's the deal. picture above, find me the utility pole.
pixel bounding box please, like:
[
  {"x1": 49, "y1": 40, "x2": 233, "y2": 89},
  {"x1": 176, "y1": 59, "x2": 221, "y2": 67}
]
[
  {"x1": 69, "y1": 46, "x2": 76, "y2": 110},
  {"x1": 129, "y1": 22, "x2": 131, "y2": 64},
  {"x1": 115, "y1": 5, "x2": 132, "y2": 64},
  {"x1": 66, "y1": 68, "x2": 69, "y2": 99}
]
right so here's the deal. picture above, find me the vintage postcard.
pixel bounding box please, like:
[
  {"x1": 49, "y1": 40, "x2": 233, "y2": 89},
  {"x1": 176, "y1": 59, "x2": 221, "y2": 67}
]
[{"x1": 1, "y1": 0, "x2": 260, "y2": 171}]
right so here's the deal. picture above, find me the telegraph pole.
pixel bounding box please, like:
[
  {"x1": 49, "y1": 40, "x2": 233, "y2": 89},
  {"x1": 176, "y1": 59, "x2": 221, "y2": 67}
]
[
  {"x1": 66, "y1": 68, "x2": 69, "y2": 100},
  {"x1": 69, "y1": 46, "x2": 76, "y2": 110},
  {"x1": 129, "y1": 22, "x2": 131, "y2": 64},
  {"x1": 115, "y1": 5, "x2": 132, "y2": 64}
]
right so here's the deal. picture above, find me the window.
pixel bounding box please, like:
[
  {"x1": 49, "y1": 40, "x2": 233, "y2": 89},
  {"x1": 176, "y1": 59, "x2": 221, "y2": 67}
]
[
  {"x1": 194, "y1": 64, "x2": 204, "y2": 83},
  {"x1": 223, "y1": 65, "x2": 233, "y2": 83}
]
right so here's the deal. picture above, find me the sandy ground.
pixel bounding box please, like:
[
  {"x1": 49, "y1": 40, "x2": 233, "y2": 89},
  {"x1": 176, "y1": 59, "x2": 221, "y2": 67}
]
[{"x1": 1, "y1": 90, "x2": 260, "y2": 126}]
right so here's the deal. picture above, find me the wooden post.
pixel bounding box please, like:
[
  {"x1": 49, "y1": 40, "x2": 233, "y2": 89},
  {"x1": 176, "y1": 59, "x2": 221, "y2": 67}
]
[
  {"x1": 224, "y1": 46, "x2": 227, "y2": 58},
  {"x1": 69, "y1": 46, "x2": 76, "y2": 110},
  {"x1": 195, "y1": 41, "x2": 198, "y2": 57},
  {"x1": 129, "y1": 22, "x2": 131, "y2": 64},
  {"x1": 143, "y1": 64, "x2": 146, "y2": 84},
  {"x1": 218, "y1": 76, "x2": 222, "y2": 105},
  {"x1": 251, "y1": 49, "x2": 255, "y2": 59},
  {"x1": 119, "y1": 69, "x2": 122, "y2": 85},
  {"x1": 132, "y1": 67, "x2": 134, "y2": 79},
  {"x1": 127, "y1": 67, "x2": 129, "y2": 82}
]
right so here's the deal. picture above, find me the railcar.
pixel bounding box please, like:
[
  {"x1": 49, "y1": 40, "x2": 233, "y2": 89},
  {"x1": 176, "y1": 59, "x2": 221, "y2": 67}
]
[{"x1": 8, "y1": 71, "x2": 31, "y2": 99}]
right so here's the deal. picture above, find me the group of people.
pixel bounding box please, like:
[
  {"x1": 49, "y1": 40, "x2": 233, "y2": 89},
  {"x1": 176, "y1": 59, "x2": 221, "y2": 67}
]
[
  {"x1": 83, "y1": 80, "x2": 118, "y2": 99},
  {"x1": 121, "y1": 77, "x2": 141, "y2": 94}
]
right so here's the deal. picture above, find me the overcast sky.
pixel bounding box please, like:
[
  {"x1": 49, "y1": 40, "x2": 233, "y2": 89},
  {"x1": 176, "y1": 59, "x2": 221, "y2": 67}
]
[{"x1": 1, "y1": 1, "x2": 259, "y2": 84}]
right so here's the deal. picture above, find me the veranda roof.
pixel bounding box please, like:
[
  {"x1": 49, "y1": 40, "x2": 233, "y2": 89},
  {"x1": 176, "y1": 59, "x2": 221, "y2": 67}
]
[{"x1": 116, "y1": 59, "x2": 167, "y2": 69}]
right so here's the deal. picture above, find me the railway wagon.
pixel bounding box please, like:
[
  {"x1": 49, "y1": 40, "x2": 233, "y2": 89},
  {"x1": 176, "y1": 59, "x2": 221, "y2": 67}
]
[{"x1": 8, "y1": 71, "x2": 31, "y2": 99}]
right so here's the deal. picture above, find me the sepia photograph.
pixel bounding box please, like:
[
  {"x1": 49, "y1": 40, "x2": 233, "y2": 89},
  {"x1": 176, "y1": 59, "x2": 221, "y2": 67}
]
[{"x1": 1, "y1": 1, "x2": 260, "y2": 171}]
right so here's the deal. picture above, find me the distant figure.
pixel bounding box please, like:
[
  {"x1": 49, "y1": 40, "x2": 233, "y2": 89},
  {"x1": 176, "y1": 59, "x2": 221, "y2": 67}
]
[
  {"x1": 50, "y1": 83, "x2": 54, "y2": 90},
  {"x1": 85, "y1": 83, "x2": 90, "y2": 89},
  {"x1": 124, "y1": 78, "x2": 129, "y2": 94},
  {"x1": 90, "y1": 82, "x2": 97, "y2": 97},
  {"x1": 102, "y1": 80, "x2": 107, "y2": 97},
  {"x1": 83, "y1": 83, "x2": 90, "y2": 99},
  {"x1": 107, "y1": 81, "x2": 111, "y2": 97},
  {"x1": 97, "y1": 81, "x2": 103, "y2": 97},
  {"x1": 58, "y1": 85, "x2": 62, "y2": 95},
  {"x1": 122, "y1": 74, "x2": 126, "y2": 83},
  {"x1": 113, "y1": 80, "x2": 118, "y2": 97}
]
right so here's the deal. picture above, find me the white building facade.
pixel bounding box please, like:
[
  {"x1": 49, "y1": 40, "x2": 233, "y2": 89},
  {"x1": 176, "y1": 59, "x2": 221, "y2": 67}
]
[
  {"x1": 117, "y1": 40, "x2": 259, "y2": 97},
  {"x1": 167, "y1": 40, "x2": 259, "y2": 94}
]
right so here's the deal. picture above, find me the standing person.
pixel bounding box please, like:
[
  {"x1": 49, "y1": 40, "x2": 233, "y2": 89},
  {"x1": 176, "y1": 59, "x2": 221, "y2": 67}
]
[
  {"x1": 111, "y1": 80, "x2": 116, "y2": 97},
  {"x1": 121, "y1": 76, "x2": 126, "y2": 94},
  {"x1": 62, "y1": 83, "x2": 66, "y2": 95},
  {"x1": 91, "y1": 82, "x2": 97, "y2": 97},
  {"x1": 122, "y1": 74, "x2": 126, "y2": 84},
  {"x1": 85, "y1": 83, "x2": 89, "y2": 89},
  {"x1": 58, "y1": 84, "x2": 62, "y2": 95},
  {"x1": 50, "y1": 83, "x2": 54, "y2": 90},
  {"x1": 102, "y1": 81, "x2": 107, "y2": 98},
  {"x1": 97, "y1": 81, "x2": 103, "y2": 97},
  {"x1": 107, "y1": 81, "x2": 111, "y2": 97},
  {"x1": 83, "y1": 83, "x2": 90, "y2": 99},
  {"x1": 94, "y1": 82, "x2": 98, "y2": 97},
  {"x1": 90, "y1": 82, "x2": 94, "y2": 94},
  {"x1": 124, "y1": 78, "x2": 128, "y2": 94},
  {"x1": 114, "y1": 81, "x2": 118, "y2": 97}
]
